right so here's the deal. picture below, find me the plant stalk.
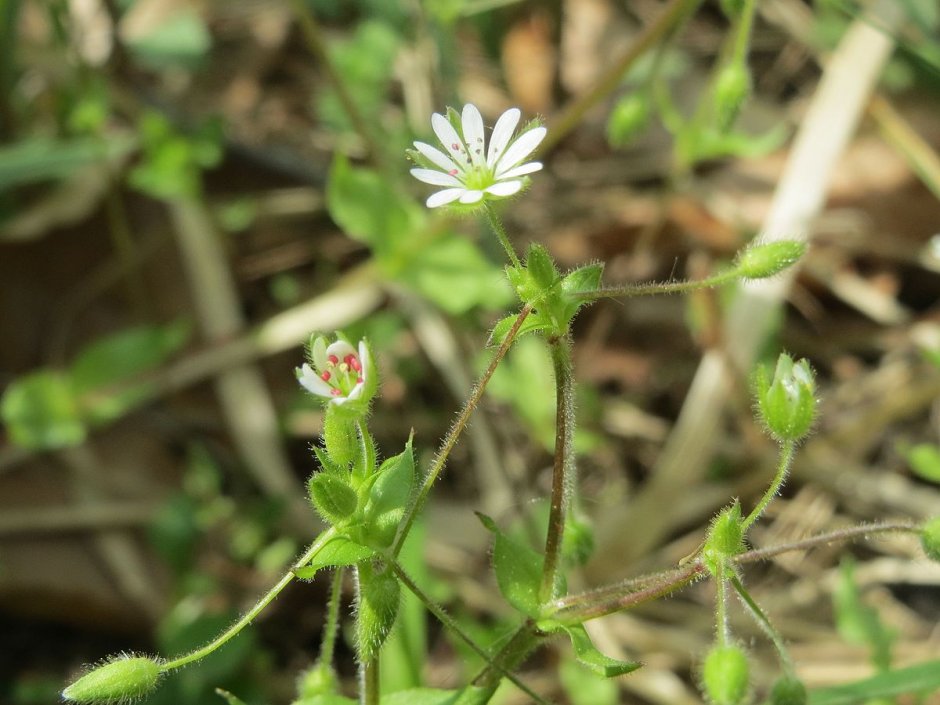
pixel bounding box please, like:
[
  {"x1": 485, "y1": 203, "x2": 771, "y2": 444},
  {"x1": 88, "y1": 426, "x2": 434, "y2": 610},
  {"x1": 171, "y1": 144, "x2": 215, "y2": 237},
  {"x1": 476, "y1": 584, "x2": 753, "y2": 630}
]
[{"x1": 741, "y1": 440, "x2": 795, "y2": 532}]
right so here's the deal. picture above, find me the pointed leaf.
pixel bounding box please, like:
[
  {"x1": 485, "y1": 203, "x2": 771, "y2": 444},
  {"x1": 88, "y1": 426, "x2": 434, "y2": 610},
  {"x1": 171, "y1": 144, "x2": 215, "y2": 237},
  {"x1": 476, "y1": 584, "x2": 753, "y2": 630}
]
[
  {"x1": 364, "y1": 437, "x2": 415, "y2": 547},
  {"x1": 561, "y1": 624, "x2": 641, "y2": 678},
  {"x1": 308, "y1": 473, "x2": 359, "y2": 525},
  {"x1": 487, "y1": 311, "x2": 553, "y2": 347},
  {"x1": 294, "y1": 535, "x2": 376, "y2": 579},
  {"x1": 526, "y1": 243, "x2": 560, "y2": 289},
  {"x1": 478, "y1": 513, "x2": 543, "y2": 618},
  {"x1": 561, "y1": 263, "x2": 604, "y2": 297}
]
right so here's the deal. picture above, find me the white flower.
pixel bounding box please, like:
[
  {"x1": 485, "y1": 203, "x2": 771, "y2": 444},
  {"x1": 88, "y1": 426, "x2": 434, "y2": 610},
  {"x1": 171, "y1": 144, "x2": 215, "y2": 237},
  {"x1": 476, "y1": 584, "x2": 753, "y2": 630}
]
[
  {"x1": 297, "y1": 336, "x2": 372, "y2": 406},
  {"x1": 410, "y1": 104, "x2": 547, "y2": 208}
]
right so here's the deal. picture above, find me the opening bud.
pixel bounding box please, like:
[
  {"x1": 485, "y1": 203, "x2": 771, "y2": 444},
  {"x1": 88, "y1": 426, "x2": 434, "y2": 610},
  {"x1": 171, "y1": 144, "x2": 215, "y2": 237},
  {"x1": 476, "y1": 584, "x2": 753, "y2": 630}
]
[
  {"x1": 62, "y1": 654, "x2": 163, "y2": 704},
  {"x1": 754, "y1": 353, "x2": 817, "y2": 442},
  {"x1": 701, "y1": 644, "x2": 750, "y2": 705}
]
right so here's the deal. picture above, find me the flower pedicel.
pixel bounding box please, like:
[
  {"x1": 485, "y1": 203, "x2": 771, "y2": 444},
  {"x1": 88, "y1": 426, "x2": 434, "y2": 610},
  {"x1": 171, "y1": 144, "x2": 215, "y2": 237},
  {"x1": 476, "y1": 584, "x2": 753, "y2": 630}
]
[{"x1": 410, "y1": 104, "x2": 546, "y2": 208}]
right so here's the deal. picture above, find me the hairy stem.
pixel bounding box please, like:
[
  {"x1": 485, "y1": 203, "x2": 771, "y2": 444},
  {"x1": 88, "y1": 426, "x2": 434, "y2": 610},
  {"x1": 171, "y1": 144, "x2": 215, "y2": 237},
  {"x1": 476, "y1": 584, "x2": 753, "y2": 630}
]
[
  {"x1": 483, "y1": 204, "x2": 522, "y2": 269},
  {"x1": 320, "y1": 568, "x2": 344, "y2": 665},
  {"x1": 741, "y1": 440, "x2": 795, "y2": 532},
  {"x1": 360, "y1": 657, "x2": 379, "y2": 705},
  {"x1": 730, "y1": 574, "x2": 794, "y2": 673},
  {"x1": 392, "y1": 306, "x2": 532, "y2": 557},
  {"x1": 574, "y1": 268, "x2": 741, "y2": 302},
  {"x1": 162, "y1": 528, "x2": 336, "y2": 671},
  {"x1": 540, "y1": 335, "x2": 575, "y2": 603}
]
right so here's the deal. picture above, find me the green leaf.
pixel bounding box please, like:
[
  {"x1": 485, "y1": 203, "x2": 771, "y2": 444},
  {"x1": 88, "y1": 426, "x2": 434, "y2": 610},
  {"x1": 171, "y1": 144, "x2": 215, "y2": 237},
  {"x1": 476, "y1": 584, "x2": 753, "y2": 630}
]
[
  {"x1": 561, "y1": 263, "x2": 604, "y2": 297},
  {"x1": 293, "y1": 695, "x2": 357, "y2": 705},
  {"x1": 327, "y1": 156, "x2": 420, "y2": 252},
  {"x1": 1, "y1": 370, "x2": 86, "y2": 450},
  {"x1": 0, "y1": 135, "x2": 137, "y2": 192},
  {"x1": 357, "y1": 564, "x2": 401, "y2": 660},
  {"x1": 403, "y1": 235, "x2": 512, "y2": 315},
  {"x1": 308, "y1": 473, "x2": 359, "y2": 525},
  {"x1": 124, "y1": 7, "x2": 212, "y2": 69},
  {"x1": 833, "y1": 558, "x2": 894, "y2": 671},
  {"x1": 805, "y1": 659, "x2": 940, "y2": 705},
  {"x1": 559, "y1": 657, "x2": 619, "y2": 705},
  {"x1": 294, "y1": 534, "x2": 376, "y2": 579},
  {"x1": 364, "y1": 437, "x2": 415, "y2": 547},
  {"x1": 70, "y1": 321, "x2": 190, "y2": 424},
  {"x1": 526, "y1": 243, "x2": 560, "y2": 290},
  {"x1": 561, "y1": 624, "x2": 641, "y2": 678},
  {"x1": 905, "y1": 443, "x2": 940, "y2": 483},
  {"x1": 215, "y1": 688, "x2": 249, "y2": 705},
  {"x1": 488, "y1": 311, "x2": 553, "y2": 347},
  {"x1": 380, "y1": 688, "x2": 459, "y2": 705},
  {"x1": 477, "y1": 513, "x2": 543, "y2": 618}
]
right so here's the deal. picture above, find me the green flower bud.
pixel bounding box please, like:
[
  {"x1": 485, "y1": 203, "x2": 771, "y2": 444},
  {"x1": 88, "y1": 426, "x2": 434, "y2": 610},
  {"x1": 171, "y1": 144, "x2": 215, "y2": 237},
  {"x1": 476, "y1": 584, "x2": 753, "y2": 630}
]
[
  {"x1": 607, "y1": 93, "x2": 651, "y2": 148},
  {"x1": 62, "y1": 654, "x2": 163, "y2": 704},
  {"x1": 308, "y1": 472, "x2": 359, "y2": 525},
  {"x1": 754, "y1": 354, "x2": 817, "y2": 442},
  {"x1": 703, "y1": 502, "x2": 745, "y2": 576},
  {"x1": 736, "y1": 240, "x2": 806, "y2": 279},
  {"x1": 526, "y1": 243, "x2": 560, "y2": 291},
  {"x1": 702, "y1": 645, "x2": 749, "y2": 705},
  {"x1": 713, "y1": 63, "x2": 751, "y2": 131},
  {"x1": 296, "y1": 660, "x2": 338, "y2": 698},
  {"x1": 322, "y1": 406, "x2": 359, "y2": 468},
  {"x1": 920, "y1": 516, "x2": 940, "y2": 562},
  {"x1": 356, "y1": 564, "x2": 400, "y2": 661},
  {"x1": 769, "y1": 675, "x2": 808, "y2": 705}
]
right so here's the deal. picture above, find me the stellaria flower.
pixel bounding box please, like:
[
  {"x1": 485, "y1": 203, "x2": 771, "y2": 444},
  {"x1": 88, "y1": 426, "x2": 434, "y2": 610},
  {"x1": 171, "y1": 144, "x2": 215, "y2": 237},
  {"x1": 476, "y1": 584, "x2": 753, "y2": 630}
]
[
  {"x1": 410, "y1": 104, "x2": 546, "y2": 208},
  {"x1": 297, "y1": 336, "x2": 373, "y2": 407}
]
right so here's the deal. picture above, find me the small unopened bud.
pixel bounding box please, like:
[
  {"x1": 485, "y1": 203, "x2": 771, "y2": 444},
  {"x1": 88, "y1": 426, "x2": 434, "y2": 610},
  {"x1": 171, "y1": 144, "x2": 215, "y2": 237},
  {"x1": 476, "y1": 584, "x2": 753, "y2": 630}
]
[
  {"x1": 703, "y1": 502, "x2": 745, "y2": 576},
  {"x1": 607, "y1": 93, "x2": 651, "y2": 147},
  {"x1": 769, "y1": 675, "x2": 808, "y2": 705},
  {"x1": 62, "y1": 654, "x2": 163, "y2": 704},
  {"x1": 702, "y1": 645, "x2": 749, "y2": 705},
  {"x1": 356, "y1": 565, "x2": 400, "y2": 661},
  {"x1": 713, "y1": 62, "x2": 751, "y2": 131},
  {"x1": 737, "y1": 240, "x2": 805, "y2": 279},
  {"x1": 921, "y1": 516, "x2": 940, "y2": 562},
  {"x1": 754, "y1": 354, "x2": 817, "y2": 442}
]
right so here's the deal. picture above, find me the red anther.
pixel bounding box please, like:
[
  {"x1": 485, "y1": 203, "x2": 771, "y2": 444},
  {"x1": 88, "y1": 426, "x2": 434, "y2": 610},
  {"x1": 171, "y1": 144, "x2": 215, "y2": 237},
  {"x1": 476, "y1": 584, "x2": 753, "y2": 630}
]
[
  {"x1": 331, "y1": 388, "x2": 342, "y2": 397},
  {"x1": 449, "y1": 169, "x2": 458, "y2": 176},
  {"x1": 327, "y1": 355, "x2": 339, "y2": 365},
  {"x1": 320, "y1": 371, "x2": 331, "y2": 382},
  {"x1": 357, "y1": 377, "x2": 364, "y2": 384},
  {"x1": 452, "y1": 143, "x2": 460, "y2": 151},
  {"x1": 348, "y1": 356, "x2": 362, "y2": 372}
]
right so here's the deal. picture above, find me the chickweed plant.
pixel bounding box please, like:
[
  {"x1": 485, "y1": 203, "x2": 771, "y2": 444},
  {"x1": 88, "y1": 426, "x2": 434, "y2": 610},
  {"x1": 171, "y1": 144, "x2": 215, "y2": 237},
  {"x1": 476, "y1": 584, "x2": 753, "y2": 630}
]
[{"x1": 63, "y1": 105, "x2": 938, "y2": 705}]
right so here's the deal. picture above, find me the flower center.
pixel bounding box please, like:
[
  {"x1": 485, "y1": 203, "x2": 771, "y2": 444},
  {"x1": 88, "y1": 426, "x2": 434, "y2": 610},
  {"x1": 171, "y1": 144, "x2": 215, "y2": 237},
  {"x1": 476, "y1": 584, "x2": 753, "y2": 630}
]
[
  {"x1": 319, "y1": 353, "x2": 364, "y2": 397},
  {"x1": 462, "y1": 165, "x2": 495, "y2": 191}
]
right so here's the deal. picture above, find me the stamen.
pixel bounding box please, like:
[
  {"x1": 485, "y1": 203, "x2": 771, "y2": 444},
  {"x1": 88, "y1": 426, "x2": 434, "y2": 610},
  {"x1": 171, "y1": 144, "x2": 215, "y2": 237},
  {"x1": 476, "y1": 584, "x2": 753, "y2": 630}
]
[
  {"x1": 327, "y1": 355, "x2": 338, "y2": 365},
  {"x1": 357, "y1": 377, "x2": 364, "y2": 384},
  {"x1": 331, "y1": 389, "x2": 342, "y2": 397},
  {"x1": 347, "y1": 355, "x2": 362, "y2": 372},
  {"x1": 451, "y1": 143, "x2": 460, "y2": 151},
  {"x1": 339, "y1": 363, "x2": 349, "y2": 373},
  {"x1": 449, "y1": 169, "x2": 458, "y2": 176},
  {"x1": 320, "y1": 371, "x2": 331, "y2": 381}
]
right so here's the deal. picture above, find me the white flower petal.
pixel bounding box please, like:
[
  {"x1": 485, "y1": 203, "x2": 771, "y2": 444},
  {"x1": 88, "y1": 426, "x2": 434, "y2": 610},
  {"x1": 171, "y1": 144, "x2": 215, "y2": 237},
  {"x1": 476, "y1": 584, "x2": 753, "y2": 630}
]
[
  {"x1": 325, "y1": 340, "x2": 357, "y2": 363},
  {"x1": 431, "y1": 112, "x2": 470, "y2": 167},
  {"x1": 358, "y1": 340, "x2": 371, "y2": 382},
  {"x1": 497, "y1": 162, "x2": 542, "y2": 180},
  {"x1": 487, "y1": 108, "x2": 521, "y2": 167},
  {"x1": 346, "y1": 383, "x2": 365, "y2": 401},
  {"x1": 311, "y1": 336, "x2": 328, "y2": 370},
  {"x1": 414, "y1": 141, "x2": 462, "y2": 175},
  {"x1": 484, "y1": 180, "x2": 522, "y2": 197},
  {"x1": 410, "y1": 168, "x2": 463, "y2": 187},
  {"x1": 495, "y1": 126, "x2": 547, "y2": 177},
  {"x1": 459, "y1": 190, "x2": 484, "y2": 204},
  {"x1": 461, "y1": 104, "x2": 486, "y2": 167},
  {"x1": 426, "y1": 188, "x2": 466, "y2": 208},
  {"x1": 298, "y1": 364, "x2": 333, "y2": 398}
]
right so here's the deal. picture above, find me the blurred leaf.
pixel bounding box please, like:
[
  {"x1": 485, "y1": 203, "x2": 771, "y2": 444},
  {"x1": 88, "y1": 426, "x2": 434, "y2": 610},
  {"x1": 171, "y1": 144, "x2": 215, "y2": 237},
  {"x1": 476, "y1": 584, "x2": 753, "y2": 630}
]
[
  {"x1": 379, "y1": 689, "x2": 459, "y2": 705},
  {"x1": 124, "y1": 8, "x2": 212, "y2": 69},
  {"x1": 0, "y1": 135, "x2": 136, "y2": 192},
  {"x1": 70, "y1": 321, "x2": 190, "y2": 424},
  {"x1": 326, "y1": 156, "x2": 421, "y2": 253},
  {"x1": 1, "y1": 370, "x2": 86, "y2": 449},
  {"x1": 805, "y1": 659, "x2": 940, "y2": 705},
  {"x1": 215, "y1": 688, "x2": 249, "y2": 705},
  {"x1": 478, "y1": 512, "x2": 543, "y2": 618},
  {"x1": 834, "y1": 558, "x2": 894, "y2": 671},
  {"x1": 560, "y1": 625, "x2": 641, "y2": 678},
  {"x1": 905, "y1": 443, "x2": 940, "y2": 483},
  {"x1": 403, "y1": 235, "x2": 512, "y2": 314},
  {"x1": 559, "y1": 652, "x2": 620, "y2": 705},
  {"x1": 294, "y1": 696, "x2": 357, "y2": 705},
  {"x1": 150, "y1": 494, "x2": 202, "y2": 574}
]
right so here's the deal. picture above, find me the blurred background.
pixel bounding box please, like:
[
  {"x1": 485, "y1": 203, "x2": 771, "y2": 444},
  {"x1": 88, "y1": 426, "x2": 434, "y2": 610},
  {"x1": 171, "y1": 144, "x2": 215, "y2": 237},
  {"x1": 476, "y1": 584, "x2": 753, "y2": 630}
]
[{"x1": 2, "y1": 0, "x2": 940, "y2": 703}]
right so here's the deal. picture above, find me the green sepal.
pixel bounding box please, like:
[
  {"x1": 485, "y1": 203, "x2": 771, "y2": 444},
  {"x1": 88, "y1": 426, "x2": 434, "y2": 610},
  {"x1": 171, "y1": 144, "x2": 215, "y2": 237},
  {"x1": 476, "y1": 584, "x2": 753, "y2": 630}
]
[
  {"x1": 356, "y1": 563, "x2": 401, "y2": 661},
  {"x1": 701, "y1": 644, "x2": 749, "y2": 705},
  {"x1": 735, "y1": 240, "x2": 805, "y2": 280},
  {"x1": 314, "y1": 446, "x2": 347, "y2": 476},
  {"x1": 754, "y1": 353, "x2": 817, "y2": 442},
  {"x1": 62, "y1": 654, "x2": 163, "y2": 704},
  {"x1": 560, "y1": 262, "x2": 604, "y2": 321},
  {"x1": 477, "y1": 512, "x2": 544, "y2": 618},
  {"x1": 323, "y1": 405, "x2": 360, "y2": 468},
  {"x1": 363, "y1": 436, "x2": 415, "y2": 548},
  {"x1": 702, "y1": 501, "x2": 744, "y2": 576},
  {"x1": 308, "y1": 473, "x2": 359, "y2": 526},
  {"x1": 294, "y1": 534, "x2": 376, "y2": 580},
  {"x1": 712, "y1": 62, "x2": 751, "y2": 132},
  {"x1": 560, "y1": 624, "x2": 642, "y2": 678}
]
